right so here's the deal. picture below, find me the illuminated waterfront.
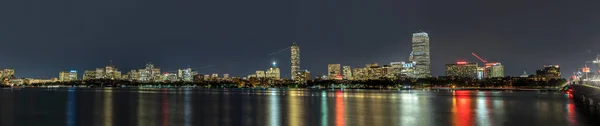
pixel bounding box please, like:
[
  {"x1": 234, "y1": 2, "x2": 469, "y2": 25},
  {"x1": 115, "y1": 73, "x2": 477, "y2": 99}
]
[{"x1": 0, "y1": 88, "x2": 598, "y2": 126}]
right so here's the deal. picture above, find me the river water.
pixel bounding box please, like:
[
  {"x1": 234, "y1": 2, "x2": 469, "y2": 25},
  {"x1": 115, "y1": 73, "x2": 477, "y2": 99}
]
[{"x1": 0, "y1": 88, "x2": 598, "y2": 126}]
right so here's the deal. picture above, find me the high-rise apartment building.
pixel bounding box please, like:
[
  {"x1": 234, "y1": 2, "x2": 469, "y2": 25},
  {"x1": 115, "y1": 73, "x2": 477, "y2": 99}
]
[
  {"x1": 485, "y1": 62, "x2": 504, "y2": 78},
  {"x1": 445, "y1": 62, "x2": 478, "y2": 78},
  {"x1": 412, "y1": 32, "x2": 431, "y2": 78},
  {"x1": 342, "y1": 66, "x2": 352, "y2": 80},
  {"x1": 291, "y1": 42, "x2": 301, "y2": 81},
  {"x1": 328, "y1": 64, "x2": 341, "y2": 80}
]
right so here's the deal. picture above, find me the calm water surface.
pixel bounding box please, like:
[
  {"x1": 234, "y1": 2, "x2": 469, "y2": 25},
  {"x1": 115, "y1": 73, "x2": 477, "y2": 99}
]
[{"x1": 0, "y1": 88, "x2": 598, "y2": 126}]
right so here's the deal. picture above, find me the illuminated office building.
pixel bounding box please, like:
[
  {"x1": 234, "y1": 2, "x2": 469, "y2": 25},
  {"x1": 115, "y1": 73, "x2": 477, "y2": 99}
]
[
  {"x1": 223, "y1": 74, "x2": 230, "y2": 79},
  {"x1": 343, "y1": 66, "x2": 352, "y2": 80},
  {"x1": 536, "y1": 65, "x2": 560, "y2": 79},
  {"x1": 59, "y1": 70, "x2": 78, "y2": 82},
  {"x1": 401, "y1": 62, "x2": 416, "y2": 78},
  {"x1": 0, "y1": 69, "x2": 14, "y2": 78},
  {"x1": 256, "y1": 70, "x2": 266, "y2": 78},
  {"x1": 162, "y1": 73, "x2": 178, "y2": 82},
  {"x1": 178, "y1": 68, "x2": 193, "y2": 82},
  {"x1": 352, "y1": 68, "x2": 368, "y2": 80},
  {"x1": 211, "y1": 73, "x2": 219, "y2": 79},
  {"x1": 96, "y1": 68, "x2": 105, "y2": 79},
  {"x1": 83, "y1": 70, "x2": 96, "y2": 80},
  {"x1": 328, "y1": 64, "x2": 341, "y2": 80},
  {"x1": 485, "y1": 62, "x2": 504, "y2": 78},
  {"x1": 477, "y1": 67, "x2": 484, "y2": 79},
  {"x1": 266, "y1": 67, "x2": 280, "y2": 79},
  {"x1": 412, "y1": 32, "x2": 431, "y2": 78},
  {"x1": 445, "y1": 62, "x2": 478, "y2": 78}
]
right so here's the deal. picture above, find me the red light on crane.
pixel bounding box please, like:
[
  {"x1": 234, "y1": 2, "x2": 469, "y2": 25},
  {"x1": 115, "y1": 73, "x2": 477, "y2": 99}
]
[{"x1": 583, "y1": 67, "x2": 590, "y2": 73}]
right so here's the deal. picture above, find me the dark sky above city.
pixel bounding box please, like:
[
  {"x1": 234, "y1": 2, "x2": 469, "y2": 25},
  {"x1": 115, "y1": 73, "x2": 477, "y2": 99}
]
[{"x1": 0, "y1": 0, "x2": 599, "y2": 78}]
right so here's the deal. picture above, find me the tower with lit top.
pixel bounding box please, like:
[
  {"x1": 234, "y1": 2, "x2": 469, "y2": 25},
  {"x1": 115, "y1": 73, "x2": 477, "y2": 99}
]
[{"x1": 412, "y1": 32, "x2": 431, "y2": 78}]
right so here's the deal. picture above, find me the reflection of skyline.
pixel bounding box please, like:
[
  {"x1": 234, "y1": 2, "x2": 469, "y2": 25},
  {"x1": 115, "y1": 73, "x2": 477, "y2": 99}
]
[{"x1": 0, "y1": 89, "x2": 593, "y2": 126}]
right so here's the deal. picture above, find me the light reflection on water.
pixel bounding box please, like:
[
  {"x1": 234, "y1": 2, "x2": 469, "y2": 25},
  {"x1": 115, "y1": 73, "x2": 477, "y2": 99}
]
[{"x1": 0, "y1": 88, "x2": 597, "y2": 126}]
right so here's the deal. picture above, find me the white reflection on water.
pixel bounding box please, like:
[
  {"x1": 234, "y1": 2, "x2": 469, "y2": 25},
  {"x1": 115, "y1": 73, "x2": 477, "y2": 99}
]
[
  {"x1": 184, "y1": 89, "x2": 192, "y2": 126},
  {"x1": 400, "y1": 92, "x2": 423, "y2": 126},
  {"x1": 289, "y1": 90, "x2": 301, "y2": 126},
  {"x1": 104, "y1": 89, "x2": 113, "y2": 126},
  {"x1": 321, "y1": 91, "x2": 328, "y2": 126},
  {"x1": 268, "y1": 90, "x2": 280, "y2": 126},
  {"x1": 65, "y1": 89, "x2": 76, "y2": 126},
  {"x1": 137, "y1": 89, "x2": 147, "y2": 126},
  {"x1": 476, "y1": 92, "x2": 491, "y2": 126}
]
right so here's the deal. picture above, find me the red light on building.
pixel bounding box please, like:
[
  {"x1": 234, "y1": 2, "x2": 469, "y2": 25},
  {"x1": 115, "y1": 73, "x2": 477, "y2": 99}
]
[
  {"x1": 485, "y1": 62, "x2": 498, "y2": 66},
  {"x1": 457, "y1": 61, "x2": 467, "y2": 65}
]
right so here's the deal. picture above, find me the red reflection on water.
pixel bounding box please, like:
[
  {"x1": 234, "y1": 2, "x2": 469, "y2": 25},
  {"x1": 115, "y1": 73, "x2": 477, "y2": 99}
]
[
  {"x1": 567, "y1": 103, "x2": 577, "y2": 125},
  {"x1": 336, "y1": 91, "x2": 345, "y2": 126},
  {"x1": 453, "y1": 91, "x2": 473, "y2": 126},
  {"x1": 162, "y1": 91, "x2": 170, "y2": 126}
]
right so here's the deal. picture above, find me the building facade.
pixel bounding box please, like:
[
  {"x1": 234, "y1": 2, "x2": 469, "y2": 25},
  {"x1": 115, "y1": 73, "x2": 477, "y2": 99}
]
[
  {"x1": 536, "y1": 65, "x2": 560, "y2": 79},
  {"x1": 178, "y1": 68, "x2": 193, "y2": 82},
  {"x1": 266, "y1": 67, "x2": 280, "y2": 79},
  {"x1": 412, "y1": 32, "x2": 431, "y2": 78},
  {"x1": 445, "y1": 62, "x2": 478, "y2": 78},
  {"x1": 328, "y1": 64, "x2": 341, "y2": 80},
  {"x1": 485, "y1": 62, "x2": 504, "y2": 78},
  {"x1": 343, "y1": 66, "x2": 352, "y2": 80},
  {"x1": 83, "y1": 70, "x2": 96, "y2": 80},
  {"x1": 59, "y1": 70, "x2": 78, "y2": 82}
]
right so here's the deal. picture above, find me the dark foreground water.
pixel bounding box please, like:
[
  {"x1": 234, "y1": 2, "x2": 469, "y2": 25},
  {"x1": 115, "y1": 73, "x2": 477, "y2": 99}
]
[{"x1": 0, "y1": 88, "x2": 598, "y2": 126}]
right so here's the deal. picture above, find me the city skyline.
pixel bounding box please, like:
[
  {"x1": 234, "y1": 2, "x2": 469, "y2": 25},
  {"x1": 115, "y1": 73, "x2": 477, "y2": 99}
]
[{"x1": 0, "y1": 0, "x2": 599, "y2": 78}]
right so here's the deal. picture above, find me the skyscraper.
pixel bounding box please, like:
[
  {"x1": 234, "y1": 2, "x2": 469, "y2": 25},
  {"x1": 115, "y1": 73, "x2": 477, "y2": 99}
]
[
  {"x1": 328, "y1": 64, "x2": 341, "y2": 80},
  {"x1": 291, "y1": 42, "x2": 301, "y2": 81},
  {"x1": 412, "y1": 32, "x2": 431, "y2": 78}
]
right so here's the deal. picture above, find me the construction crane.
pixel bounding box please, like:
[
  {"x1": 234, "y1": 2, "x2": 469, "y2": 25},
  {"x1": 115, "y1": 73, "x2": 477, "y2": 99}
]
[
  {"x1": 471, "y1": 53, "x2": 493, "y2": 78},
  {"x1": 472, "y1": 53, "x2": 487, "y2": 63}
]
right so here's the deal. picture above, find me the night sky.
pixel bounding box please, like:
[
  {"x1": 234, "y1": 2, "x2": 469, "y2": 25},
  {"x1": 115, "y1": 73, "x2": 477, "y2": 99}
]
[{"x1": 1, "y1": 0, "x2": 599, "y2": 78}]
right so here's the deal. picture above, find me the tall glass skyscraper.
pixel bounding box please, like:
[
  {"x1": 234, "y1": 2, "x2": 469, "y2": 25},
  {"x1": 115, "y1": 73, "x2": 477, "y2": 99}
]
[
  {"x1": 291, "y1": 42, "x2": 301, "y2": 81},
  {"x1": 411, "y1": 32, "x2": 431, "y2": 78}
]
